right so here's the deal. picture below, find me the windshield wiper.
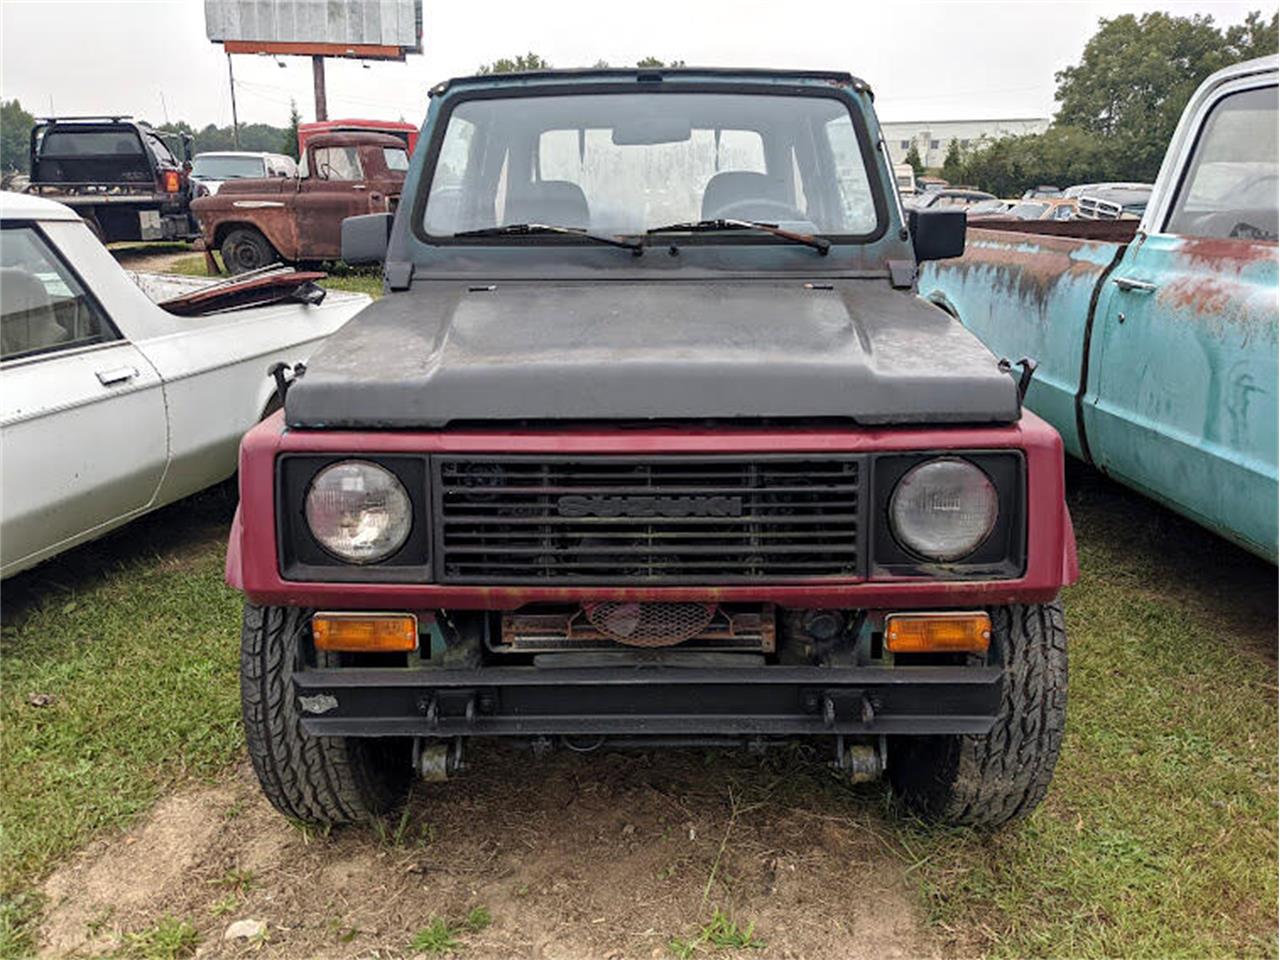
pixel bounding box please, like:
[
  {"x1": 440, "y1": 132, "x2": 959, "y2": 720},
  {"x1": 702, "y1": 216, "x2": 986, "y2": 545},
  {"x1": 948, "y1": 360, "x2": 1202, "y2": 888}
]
[
  {"x1": 454, "y1": 223, "x2": 643, "y2": 254},
  {"x1": 645, "y1": 218, "x2": 830, "y2": 255}
]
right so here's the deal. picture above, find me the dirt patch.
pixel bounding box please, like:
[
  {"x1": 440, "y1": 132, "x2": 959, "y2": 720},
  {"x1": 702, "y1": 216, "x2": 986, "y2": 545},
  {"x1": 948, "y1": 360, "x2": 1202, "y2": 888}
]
[{"x1": 39, "y1": 750, "x2": 937, "y2": 959}]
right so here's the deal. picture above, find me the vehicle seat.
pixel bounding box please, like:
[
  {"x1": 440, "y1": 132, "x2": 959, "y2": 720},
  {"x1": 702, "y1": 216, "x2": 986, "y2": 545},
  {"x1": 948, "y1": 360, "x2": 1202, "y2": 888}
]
[
  {"x1": 701, "y1": 171, "x2": 789, "y2": 220},
  {"x1": 505, "y1": 180, "x2": 590, "y2": 229},
  {"x1": 0, "y1": 268, "x2": 66, "y2": 358}
]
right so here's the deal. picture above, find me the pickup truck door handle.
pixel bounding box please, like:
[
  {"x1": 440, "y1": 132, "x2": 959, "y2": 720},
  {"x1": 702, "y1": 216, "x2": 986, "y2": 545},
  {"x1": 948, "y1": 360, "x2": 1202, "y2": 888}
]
[
  {"x1": 96, "y1": 365, "x2": 138, "y2": 386},
  {"x1": 1112, "y1": 276, "x2": 1158, "y2": 294}
]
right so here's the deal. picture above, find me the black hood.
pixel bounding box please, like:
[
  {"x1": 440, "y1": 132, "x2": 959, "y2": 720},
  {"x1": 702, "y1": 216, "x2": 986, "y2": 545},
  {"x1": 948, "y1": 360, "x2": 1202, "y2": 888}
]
[{"x1": 286, "y1": 279, "x2": 1019, "y2": 428}]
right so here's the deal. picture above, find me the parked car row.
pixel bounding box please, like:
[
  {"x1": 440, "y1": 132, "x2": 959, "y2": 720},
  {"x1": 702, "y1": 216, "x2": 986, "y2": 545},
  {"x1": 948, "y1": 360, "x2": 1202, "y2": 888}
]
[{"x1": 897, "y1": 171, "x2": 1157, "y2": 223}]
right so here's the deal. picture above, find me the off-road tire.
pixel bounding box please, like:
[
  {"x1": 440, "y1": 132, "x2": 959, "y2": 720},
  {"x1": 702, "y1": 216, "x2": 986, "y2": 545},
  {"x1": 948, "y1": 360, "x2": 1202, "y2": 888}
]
[
  {"x1": 221, "y1": 227, "x2": 277, "y2": 274},
  {"x1": 240, "y1": 603, "x2": 411, "y2": 824},
  {"x1": 888, "y1": 601, "x2": 1067, "y2": 828}
]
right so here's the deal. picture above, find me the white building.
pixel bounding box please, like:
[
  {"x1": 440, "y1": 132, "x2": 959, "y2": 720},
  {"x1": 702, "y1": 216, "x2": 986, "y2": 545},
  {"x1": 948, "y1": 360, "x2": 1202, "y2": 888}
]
[{"x1": 881, "y1": 118, "x2": 1050, "y2": 169}]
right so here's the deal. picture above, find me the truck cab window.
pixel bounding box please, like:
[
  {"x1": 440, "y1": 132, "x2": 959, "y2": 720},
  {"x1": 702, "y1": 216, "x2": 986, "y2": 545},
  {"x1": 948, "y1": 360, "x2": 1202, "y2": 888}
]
[
  {"x1": 1166, "y1": 84, "x2": 1279, "y2": 241},
  {"x1": 145, "y1": 133, "x2": 176, "y2": 166},
  {"x1": 312, "y1": 146, "x2": 363, "y2": 181},
  {"x1": 383, "y1": 148, "x2": 410, "y2": 173},
  {"x1": 0, "y1": 228, "x2": 114, "y2": 361}
]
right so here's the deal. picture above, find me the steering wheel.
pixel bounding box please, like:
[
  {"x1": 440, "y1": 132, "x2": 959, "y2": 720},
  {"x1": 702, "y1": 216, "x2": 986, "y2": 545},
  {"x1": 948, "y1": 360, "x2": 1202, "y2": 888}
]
[{"x1": 709, "y1": 197, "x2": 809, "y2": 223}]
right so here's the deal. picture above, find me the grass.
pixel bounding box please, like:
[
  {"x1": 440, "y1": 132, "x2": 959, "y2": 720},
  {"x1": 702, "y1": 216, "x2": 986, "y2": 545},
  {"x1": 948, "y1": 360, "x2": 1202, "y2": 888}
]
[
  {"x1": 121, "y1": 915, "x2": 200, "y2": 959},
  {"x1": 669, "y1": 909, "x2": 763, "y2": 958},
  {"x1": 409, "y1": 917, "x2": 461, "y2": 954},
  {"x1": 0, "y1": 488, "x2": 241, "y2": 955},
  {"x1": 406, "y1": 906, "x2": 492, "y2": 955}
]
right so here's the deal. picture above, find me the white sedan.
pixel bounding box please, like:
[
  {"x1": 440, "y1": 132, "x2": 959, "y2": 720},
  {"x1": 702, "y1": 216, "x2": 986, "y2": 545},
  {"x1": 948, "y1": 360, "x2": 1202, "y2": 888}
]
[{"x1": 0, "y1": 192, "x2": 371, "y2": 578}]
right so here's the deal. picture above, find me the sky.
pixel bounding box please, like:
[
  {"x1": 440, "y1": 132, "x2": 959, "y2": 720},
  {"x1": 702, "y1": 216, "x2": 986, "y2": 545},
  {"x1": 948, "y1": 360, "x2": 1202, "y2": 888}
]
[{"x1": 2, "y1": 0, "x2": 1276, "y2": 130}]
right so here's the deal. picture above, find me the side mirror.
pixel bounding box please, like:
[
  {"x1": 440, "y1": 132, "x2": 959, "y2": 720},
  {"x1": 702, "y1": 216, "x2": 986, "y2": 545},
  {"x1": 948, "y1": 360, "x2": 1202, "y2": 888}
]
[
  {"x1": 341, "y1": 212, "x2": 393, "y2": 265},
  {"x1": 909, "y1": 209, "x2": 966, "y2": 262}
]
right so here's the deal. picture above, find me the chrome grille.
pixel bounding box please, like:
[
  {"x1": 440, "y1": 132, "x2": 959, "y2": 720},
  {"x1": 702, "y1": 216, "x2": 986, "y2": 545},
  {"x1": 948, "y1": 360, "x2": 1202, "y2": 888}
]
[{"x1": 433, "y1": 456, "x2": 862, "y2": 583}]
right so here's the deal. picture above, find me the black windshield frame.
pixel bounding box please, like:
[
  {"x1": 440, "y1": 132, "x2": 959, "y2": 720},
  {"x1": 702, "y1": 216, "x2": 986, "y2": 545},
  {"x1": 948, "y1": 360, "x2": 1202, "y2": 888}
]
[{"x1": 409, "y1": 81, "x2": 890, "y2": 250}]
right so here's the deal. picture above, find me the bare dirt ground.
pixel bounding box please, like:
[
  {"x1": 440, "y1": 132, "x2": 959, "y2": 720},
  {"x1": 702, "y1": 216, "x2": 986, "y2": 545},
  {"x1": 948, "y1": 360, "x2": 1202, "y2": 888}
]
[{"x1": 40, "y1": 749, "x2": 935, "y2": 959}]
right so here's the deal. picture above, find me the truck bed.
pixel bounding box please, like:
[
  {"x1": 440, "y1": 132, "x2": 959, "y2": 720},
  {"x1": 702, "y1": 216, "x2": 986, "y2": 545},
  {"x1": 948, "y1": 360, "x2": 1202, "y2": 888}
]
[{"x1": 966, "y1": 218, "x2": 1139, "y2": 243}]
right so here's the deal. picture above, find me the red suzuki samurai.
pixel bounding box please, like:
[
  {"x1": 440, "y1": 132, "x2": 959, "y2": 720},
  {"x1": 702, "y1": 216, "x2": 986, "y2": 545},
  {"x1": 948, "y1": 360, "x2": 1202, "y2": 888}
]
[{"x1": 226, "y1": 67, "x2": 1077, "y2": 828}]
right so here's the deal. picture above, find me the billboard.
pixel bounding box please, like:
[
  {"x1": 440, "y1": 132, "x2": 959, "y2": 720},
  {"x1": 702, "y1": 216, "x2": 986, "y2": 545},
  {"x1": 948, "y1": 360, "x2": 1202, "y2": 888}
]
[{"x1": 205, "y1": 0, "x2": 422, "y2": 60}]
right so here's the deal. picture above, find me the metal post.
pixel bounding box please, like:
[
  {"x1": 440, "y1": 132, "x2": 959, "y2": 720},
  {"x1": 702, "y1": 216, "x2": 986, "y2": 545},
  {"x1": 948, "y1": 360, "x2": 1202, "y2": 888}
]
[
  {"x1": 226, "y1": 53, "x2": 240, "y2": 149},
  {"x1": 312, "y1": 55, "x2": 328, "y2": 121}
]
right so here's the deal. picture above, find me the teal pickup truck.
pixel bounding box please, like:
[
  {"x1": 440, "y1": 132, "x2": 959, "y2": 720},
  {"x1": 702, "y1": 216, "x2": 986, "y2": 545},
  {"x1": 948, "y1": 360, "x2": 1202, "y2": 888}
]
[{"x1": 921, "y1": 55, "x2": 1278, "y2": 561}]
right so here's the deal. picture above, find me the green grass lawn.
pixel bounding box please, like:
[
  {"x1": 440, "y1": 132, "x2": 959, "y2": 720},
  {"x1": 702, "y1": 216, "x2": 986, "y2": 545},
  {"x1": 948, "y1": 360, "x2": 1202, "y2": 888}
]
[
  {"x1": 0, "y1": 418, "x2": 1273, "y2": 953},
  {"x1": 0, "y1": 489, "x2": 241, "y2": 954}
]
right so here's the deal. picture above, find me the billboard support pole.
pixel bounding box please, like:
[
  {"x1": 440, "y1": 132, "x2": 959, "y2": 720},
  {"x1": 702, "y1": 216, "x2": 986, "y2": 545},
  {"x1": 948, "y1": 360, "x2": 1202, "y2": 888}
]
[
  {"x1": 312, "y1": 55, "x2": 328, "y2": 121},
  {"x1": 226, "y1": 52, "x2": 241, "y2": 149}
]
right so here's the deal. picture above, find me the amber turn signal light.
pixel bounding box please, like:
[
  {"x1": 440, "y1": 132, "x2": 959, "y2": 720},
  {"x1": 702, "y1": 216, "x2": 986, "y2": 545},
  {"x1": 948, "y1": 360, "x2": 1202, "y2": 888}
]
[
  {"x1": 312, "y1": 613, "x2": 418, "y2": 653},
  {"x1": 884, "y1": 612, "x2": 991, "y2": 654}
]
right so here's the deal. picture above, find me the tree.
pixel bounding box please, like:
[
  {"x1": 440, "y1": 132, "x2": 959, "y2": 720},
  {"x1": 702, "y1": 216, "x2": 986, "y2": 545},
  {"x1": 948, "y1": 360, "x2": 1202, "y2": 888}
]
[
  {"x1": 903, "y1": 142, "x2": 924, "y2": 178},
  {"x1": 1054, "y1": 9, "x2": 1278, "y2": 181},
  {"x1": 941, "y1": 139, "x2": 967, "y2": 184},
  {"x1": 476, "y1": 52, "x2": 552, "y2": 74},
  {"x1": 636, "y1": 56, "x2": 686, "y2": 67},
  {"x1": 957, "y1": 8, "x2": 1277, "y2": 194},
  {"x1": 1, "y1": 98, "x2": 35, "y2": 176},
  {"x1": 282, "y1": 100, "x2": 301, "y2": 160}
]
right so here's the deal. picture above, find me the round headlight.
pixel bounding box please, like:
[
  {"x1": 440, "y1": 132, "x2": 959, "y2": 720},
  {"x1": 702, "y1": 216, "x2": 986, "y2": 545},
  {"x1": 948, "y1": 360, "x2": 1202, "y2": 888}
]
[
  {"x1": 305, "y1": 460, "x2": 412, "y2": 564},
  {"x1": 889, "y1": 458, "x2": 998, "y2": 561}
]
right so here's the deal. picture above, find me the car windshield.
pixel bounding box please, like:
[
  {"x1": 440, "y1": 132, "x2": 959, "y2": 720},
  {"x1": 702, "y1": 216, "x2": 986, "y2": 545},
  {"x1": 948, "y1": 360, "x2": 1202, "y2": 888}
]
[
  {"x1": 1008, "y1": 202, "x2": 1049, "y2": 219},
  {"x1": 192, "y1": 155, "x2": 266, "y2": 179},
  {"x1": 423, "y1": 91, "x2": 879, "y2": 239}
]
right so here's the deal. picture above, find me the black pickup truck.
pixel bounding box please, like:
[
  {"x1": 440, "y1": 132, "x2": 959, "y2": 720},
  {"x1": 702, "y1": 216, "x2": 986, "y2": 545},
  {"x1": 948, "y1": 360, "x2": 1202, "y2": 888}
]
[{"x1": 26, "y1": 116, "x2": 198, "y2": 244}]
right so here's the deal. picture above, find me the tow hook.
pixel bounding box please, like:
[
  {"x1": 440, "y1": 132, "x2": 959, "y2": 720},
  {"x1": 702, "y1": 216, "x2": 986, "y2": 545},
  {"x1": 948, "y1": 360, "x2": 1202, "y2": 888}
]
[
  {"x1": 998, "y1": 356, "x2": 1039, "y2": 403},
  {"x1": 833, "y1": 734, "x2": 887, "y2": 784},
  {"x1": 413, "y1": 737, "x2": 465, "y2": 782}
]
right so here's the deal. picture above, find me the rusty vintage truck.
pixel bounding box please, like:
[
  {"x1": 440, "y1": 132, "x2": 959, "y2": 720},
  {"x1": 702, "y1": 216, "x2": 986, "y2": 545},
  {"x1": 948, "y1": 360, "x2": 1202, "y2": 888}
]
[
  {"x1": 191, "y1": 131, "x2": 408, "y2": 273},
  {"x1": 921, "y1": 55, "x2": 1278, "y2": 561}
]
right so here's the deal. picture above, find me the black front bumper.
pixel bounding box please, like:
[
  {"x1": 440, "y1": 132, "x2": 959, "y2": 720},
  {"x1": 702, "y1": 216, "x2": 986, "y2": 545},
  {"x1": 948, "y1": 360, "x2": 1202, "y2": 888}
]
[{"x1": 294, "y1": 665, "x2": 1002, "y2": 738}]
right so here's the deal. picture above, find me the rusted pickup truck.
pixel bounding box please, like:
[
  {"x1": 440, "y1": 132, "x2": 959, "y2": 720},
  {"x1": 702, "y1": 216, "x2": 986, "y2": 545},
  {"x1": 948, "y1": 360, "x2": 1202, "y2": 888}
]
[
  {"x1": 921, "y1": 55, "x2": 1277, "y2": 560},
  {"x1": 191, "y1": 131, "x2": 408, "y2": 273}
]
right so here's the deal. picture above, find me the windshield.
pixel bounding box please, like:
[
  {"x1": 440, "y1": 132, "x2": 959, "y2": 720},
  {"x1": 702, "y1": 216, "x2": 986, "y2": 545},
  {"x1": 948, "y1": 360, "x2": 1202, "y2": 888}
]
[
  {"x1": 1008, "y1": 202, "x2": 1048, "y2": 219},
  {"x1": 191, "y1": 155, "x2": 266, "y2": 180},
  {"x1": 423, "y1": 92, "x2": 879, "y2": 239}
]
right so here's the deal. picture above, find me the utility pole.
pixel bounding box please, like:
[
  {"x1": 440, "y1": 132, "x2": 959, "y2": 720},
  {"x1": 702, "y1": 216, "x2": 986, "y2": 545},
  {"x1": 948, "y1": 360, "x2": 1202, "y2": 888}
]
[
  {"x1": 227, "y1": 52, "x2": 241, "y2": 148},
  {"x1": 312, "y1": 55, "x2": 328, "y2": 121}
]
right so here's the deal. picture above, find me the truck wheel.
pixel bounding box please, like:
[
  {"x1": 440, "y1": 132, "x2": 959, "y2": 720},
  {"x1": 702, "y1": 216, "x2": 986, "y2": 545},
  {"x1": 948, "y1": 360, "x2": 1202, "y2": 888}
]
[
  {"x1": 240, "y1": 603, "x2": 411, "y2": 824},
  {"x1": 888, "y1": 602, "x2": 1067, "y2": 828},
  {"x1": 221, "y1": 228, "x2": 277, "y2": 274}
]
